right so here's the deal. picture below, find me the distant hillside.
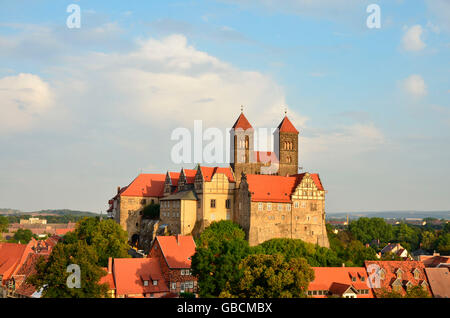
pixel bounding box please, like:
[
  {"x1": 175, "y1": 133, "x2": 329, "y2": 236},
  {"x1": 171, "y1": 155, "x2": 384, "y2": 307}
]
[
  {"x1": 0, "y1": 208, "x2": 98, "y2": 217},
  {"x1": 327, "y1": 210, "x2": 450, "y2": 220}
]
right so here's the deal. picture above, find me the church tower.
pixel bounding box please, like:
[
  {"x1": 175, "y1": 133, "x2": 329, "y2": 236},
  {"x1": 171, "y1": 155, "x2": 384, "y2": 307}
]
[
  {"x1": 275, "y1": 115, "x2": 299, "y2": 176},
  {"x1": 230, "y1": 110, "x2": 257, "y2": 185}
]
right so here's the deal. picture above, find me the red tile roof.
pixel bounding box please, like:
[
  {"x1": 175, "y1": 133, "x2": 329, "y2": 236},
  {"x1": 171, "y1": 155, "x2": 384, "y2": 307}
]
[
  {"x1": 55, "y1": 228, "x2": 73, "y2": 236},
  {"x1": 277, "y1": 116, "x2": 298, "y2": 133},
  {"x1": 168, "y1": 172, "x2": 180, "y2": 186},
  {"x1": 245, "y1": 173, "x2": 324, "y2": 203},
  {"x1": 419, "y1": 255, "x2": 450, "y2": 268},
  {"x1": 154, "y1": 235, "x2": 196, "y2": 269},
  {"x1": 182, "y1": 169, "x2": 197, "y2": 184},
  {"x1": 113, "y1": 258, "x2": 168, "y2": 296},
  {"x1": 424, "y1": 268, "x2": 450, "y2": 298},
  {"x1": 199, "y1": 166, "x2": 235, "y2": 183},
  {"x1": 232, "y1": 112, "x2": 253, "y2": 130},
  {"x1": 99, "y1": 268, "x2": 116, "y2": 291},
  {"x1": 365, "y1": 261, "x2": 431, "y2": 297},
  {"x1": 120, "y1": 173, "x2": 166, "y2": 198},
  {"x1": 0, "y1": 243, "x2": 29, "y2": 282},
  {"x1": 13, "y1": 253, "x2": 46, "y2": 297},
  {"x1": 309, "y1": 267, "x2": 373, "y2": 298}
]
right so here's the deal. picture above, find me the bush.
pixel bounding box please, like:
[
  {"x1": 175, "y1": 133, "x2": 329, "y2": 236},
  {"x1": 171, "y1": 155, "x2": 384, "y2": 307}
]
[{"x1": 142, "y1": 203, "x2": 160, "y2": 219}]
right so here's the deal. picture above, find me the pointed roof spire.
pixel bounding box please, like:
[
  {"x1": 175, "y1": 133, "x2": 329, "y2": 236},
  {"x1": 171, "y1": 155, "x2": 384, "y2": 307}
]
[
  {"x1": 278, "y1": 115, "x2": 299, "y2": 133},
  {"x1": 232, "y1": 107, "x2": 253, "y2": 130}
]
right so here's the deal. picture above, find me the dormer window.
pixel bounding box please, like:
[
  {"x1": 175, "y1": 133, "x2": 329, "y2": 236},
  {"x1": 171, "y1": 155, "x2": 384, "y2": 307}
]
[
  {"x1": 413, "y1": 268, "x2": 420, "y2": 280},
  {"x1": 143, "y1": 280, "x2": 149, "y2": 286},
  {"x1": 153, "y1": 280, "x2": 158, "y2": 286},
  {"x1": 396, "y1": 268, "x2": 403, "y2": 280}
]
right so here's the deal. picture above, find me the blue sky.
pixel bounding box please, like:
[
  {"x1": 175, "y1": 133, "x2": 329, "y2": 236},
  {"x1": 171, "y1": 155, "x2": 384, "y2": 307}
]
[{"x1": 0, "y1": 0, "x2": 449, "y2": 213}]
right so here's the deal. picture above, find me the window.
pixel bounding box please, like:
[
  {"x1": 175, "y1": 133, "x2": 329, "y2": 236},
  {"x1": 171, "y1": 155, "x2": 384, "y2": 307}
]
[
  {"x1": 287, "y1": 204, "x2": 291, "y2": 211},
  {"x1": 141, "y1": 199, "x2": 147, "y2": 205},
  {"x1": 301, "y1": 201, "x2": 306, "y2": 208},
  {"x1": 225, "y1": 199, "x2": 231, "y2": 209},
  {"x1": 181, "y1": 269, "x2": 185, "y2": 275},
  {"x1": 210, "y1": 199, "x2": 216, "y2": 208},
  {"x1": 294, "y1": 201, "x2": 299, "y2": 208},
  {"x1": 281, "y1": 215, "x2": 285, "y2": 220},
  {"x1": 278, "y1": 204, "x2": 283, "y2": 211},
  {"x1": 171, "y1": 282, "x2": 177, "y2": 290},
  {"x1": 311, "y1": 203, "x2": 317, "y2": 211},
  {"x1": 258, "y1": 203, "x2": 263, "y2": 211},
  {"x1": 143, "y1": 280, "x2": 149, "y2": 286},
  {"x1": 153, "y1": 280, "x2": 158, "y2": 286},
  {"x1": 180, "y1": 282, "x2": 185, "y2": 291},
  {"x1": 267, "y1": 203, "x2": 272, "y2": 211}
]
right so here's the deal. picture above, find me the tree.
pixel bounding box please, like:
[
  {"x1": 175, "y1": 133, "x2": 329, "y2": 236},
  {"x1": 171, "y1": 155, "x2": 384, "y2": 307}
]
[
  {"x1": 142, "y1": 203, "x2": 160, "y2": 219},
  {"x1": 191, "y1": 221, "x2": 250, "y2": 297},
  {"x1": 0, "y1": 215, "x2": 8, "y2": 233},
  {"x1": 343, "y1": 240, "x2": 378, "y2": 266},
  {"x1": 196, "y1": 220, "x2": 246, "y2": 247},
  {"x1": 64, "y1": 218, "x2": 129, "y2": 267},
  {"x1": 256, "y1": 238, "x2": 341, "y2": 267},
  {"x1": 378, "y1": 288, "x2": 403, "y2": 298},
  {"x1": 11, "y1": 228, "x2": 34, "y2": 243},
  {"x1": 348, "y1": 217, "x2": 393, "y2": 245},
  {"x1": 394, "y1": 223, "x2": 420, "y2": 251},
  {"x1": 27, "y1": 241, "x2": 108, "y2": 298},
  {"x1": 220, "y1": 254, "x2": 314, "y2": 298},
  {"x1": 405, "y1": 286, "x2": 431, "y2": 298},
  {"x1": 436, "y1": 233, "x2": 450, "y2": 254},
  {"x1": 420, "y1": 231, "x2": 436, "y2": 251}
]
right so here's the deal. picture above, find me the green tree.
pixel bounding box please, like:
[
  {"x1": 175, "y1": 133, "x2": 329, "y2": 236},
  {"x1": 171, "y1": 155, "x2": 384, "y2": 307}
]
[
  {"x1": 27, "y1": 241, "x2": 108, "y2": 298},
  {"x1": 65, "y1": 218, "x2": 129, "y2": 267},
  {"x1": 196, "y1": 220, "x2": 246, "y2": 247},
  {"x1": 436, "y1": 233, "x2": 450, "y2": 254},
  {"x1": 256, "y1": 238, "x2": 341, "y2": 267},
  {"x1": 142, "y1": 203, "x2": 160, "y2": 219},
  {"x1": 378, "y1": 288, "x2": 403, "y2": 298},
  {"x1": 343, "y1": 240, "x2": 378, "y2": 266},
  {"x1": 191, "y1": 221, "x2": 250, "y2": 297},
  {"x1": 0, "y1": 215, "x2": 8, "y2": 233},
  {"x1": 11, "y1": 228, "x2": 34, "y2": 243},
  {"x1": 405, "y1": 286, "x2": 431, "y2": 298},
  {"x1": 348, "y1": 217, "x2": 393, "y2": 245},
  {"x1": 394, "y1": 223, "x2": 420, "y2": 251},
  {"x1": 220, "y1": 254, "x2": 314, "y2": 298},
  {"x1": 420, "y1": 231, "x2": 436, "y2": 251}
]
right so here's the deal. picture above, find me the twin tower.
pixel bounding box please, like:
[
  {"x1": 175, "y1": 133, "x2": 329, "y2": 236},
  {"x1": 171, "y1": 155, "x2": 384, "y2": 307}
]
[{"x1": 229, "y1": 111, "x2": 300, "y2": 183}]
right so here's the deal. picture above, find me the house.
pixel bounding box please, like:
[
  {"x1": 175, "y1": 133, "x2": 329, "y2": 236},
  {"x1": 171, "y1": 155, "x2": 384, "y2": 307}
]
[
  {"x1": 148, "y1": 235, "x2": 197, "y2": 295},
  {"x1": 99, "y1": 258, "x2": 116, "y2": 298},
  {"x1": 236, "y1": 173, "x2": 329, "y2": 247},
  {"x1": 9, "y1": 253, "x2": 46, "y2": 298},
  {"x1": 107, "y1": 173, "x2": 166, "y2": 243},
  {"x1": 424, "y1": 268, "x2": 450, "y2": 298},
  {"x1": 380, "y1": 243, "x2": 411, "y2": 260},
  {"x1": 112, "y1": 257, "x2": 169, "y2": 298},
  {"x1": 418, "y1": 252, "x2": 450, "y2": 268},
  {"x1": 307, "y1": 267, "x2": 373, "y2": 298},
  {"x1": 365, "y1": 261, "x2": 431, "y2": 297}
]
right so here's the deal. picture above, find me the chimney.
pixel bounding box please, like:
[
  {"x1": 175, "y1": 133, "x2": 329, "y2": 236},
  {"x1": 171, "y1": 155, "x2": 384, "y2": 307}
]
[
  {"x1": 108, "y1": 257, "x2": 113, "y2": 274},
  {"x1": 117, "y1": 186, "x2": 121, "y2": 194}
]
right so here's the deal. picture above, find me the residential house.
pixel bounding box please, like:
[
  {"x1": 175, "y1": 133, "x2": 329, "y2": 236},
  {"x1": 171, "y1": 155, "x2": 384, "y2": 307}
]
[
  {"x1": 424, "y1": 268, "x2": 450, "y2": 298},
  {"x1": 148, "y1": 235, "x2": 197, "y2": 295},
  {"x1": 307, "y1": 267, "x2": 373, "y2": 298},
  {"x1": 365, "y1": 261, "x2": 431, "y2": 297},
  {"x1": 418, "y1": 252, "x2": 450, "y2": 268},
  {"x1": 380, "y1": 243, "x2": 411, "y2": 260}
]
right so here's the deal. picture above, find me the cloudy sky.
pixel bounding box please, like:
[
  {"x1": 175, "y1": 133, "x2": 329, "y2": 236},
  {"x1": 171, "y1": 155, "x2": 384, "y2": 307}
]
[{"x1": 0, "y1": 0, "x2": 449, "y2": 213}]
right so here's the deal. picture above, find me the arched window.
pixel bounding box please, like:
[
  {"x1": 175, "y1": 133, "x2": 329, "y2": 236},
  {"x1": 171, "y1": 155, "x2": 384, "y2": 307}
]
[
  {"x1": 287, "y1": 156, "x2": 291, "y2": 163},
  {"x1": 245, "y1": 135, "x2": 249, "y2": 149}
]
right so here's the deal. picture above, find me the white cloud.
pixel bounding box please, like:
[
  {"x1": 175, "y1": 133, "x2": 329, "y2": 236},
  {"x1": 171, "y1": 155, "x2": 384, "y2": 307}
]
[
  {"x1": 425, "y1": 0, "x2": 450, "y2": 32},
  {"x1": 0, "y1": 73, "x2": 53, "y2": 134},
  {"x1": 53, "y1": 34, "x2": 293, "y2": 130},
  {"x1": 402, "y1": 25, "x2": 426, "y2": 51},
  {"x1": 401, "y1": 74, "x2": 427, "y2": 98}
]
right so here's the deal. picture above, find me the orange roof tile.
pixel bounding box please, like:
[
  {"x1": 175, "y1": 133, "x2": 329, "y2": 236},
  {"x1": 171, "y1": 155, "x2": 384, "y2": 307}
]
[
  {"x1": 232, "y1": 112, "x2": 253, "y2": 130},
  {"x1": 277, "y1": 116, "x2": 298, "y2": 133},
  {"x1": 309, "y1": 267, "x2": 373, "y2": 298},
  {"x1": 154, "y1": 235, "x2": 196, "y2": 269},
  {"x1": 168, "y1": 172, "x2": 180, "y2": 186},
  {"x1": 182, "y1": 169, "x2": 197, "y2": 184},
  {"x1": 113, "y1": 258, "x2": 168, "y2": 296},
  {"x1": 0, "y1": 243, "x2": 29, "y2": 282},
  {"x1": 55, "y1": 228, "x2": 73, "y2": 236},
  {"x1": 199, "y1": 166, "x2": 235, "y2": 183},
  {"x1": 120, "y1": 173, "x2": 166, "y2": 198},
  {"x1": 246, "y1": 174, "x2": 298, "y2": 203},
  {"x1": 365, "y1": 261, "x2": 432, "y2": 297},
  {"x1": 99, "y1": 268, "x2": 116, "y2": 290},
  {"x1": 424, "y1": 268, "x2": 450, "y2": 298}
]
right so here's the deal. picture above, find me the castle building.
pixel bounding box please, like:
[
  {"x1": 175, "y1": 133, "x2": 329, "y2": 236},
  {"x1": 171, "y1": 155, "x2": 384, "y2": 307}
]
[{"x1": 108, "y1": 110, "x2": 329, "y2": 249}]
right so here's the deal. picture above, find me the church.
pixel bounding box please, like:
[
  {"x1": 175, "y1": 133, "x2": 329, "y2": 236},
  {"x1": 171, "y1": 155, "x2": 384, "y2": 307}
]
[{"x1": 108, "y1": 110, "x2": 329, "y2": 248}]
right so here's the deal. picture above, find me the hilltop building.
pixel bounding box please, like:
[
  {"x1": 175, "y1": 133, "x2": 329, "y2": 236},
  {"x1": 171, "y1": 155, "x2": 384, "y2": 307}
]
[{"x1": 108, "y1": 111, "x2": 329, "y2": 248}]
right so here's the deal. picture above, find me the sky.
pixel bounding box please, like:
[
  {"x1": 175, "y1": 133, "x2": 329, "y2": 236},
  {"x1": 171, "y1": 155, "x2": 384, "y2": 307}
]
[{"x1": 0, "y1": 0, "x2": 449, "y2": 213}]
